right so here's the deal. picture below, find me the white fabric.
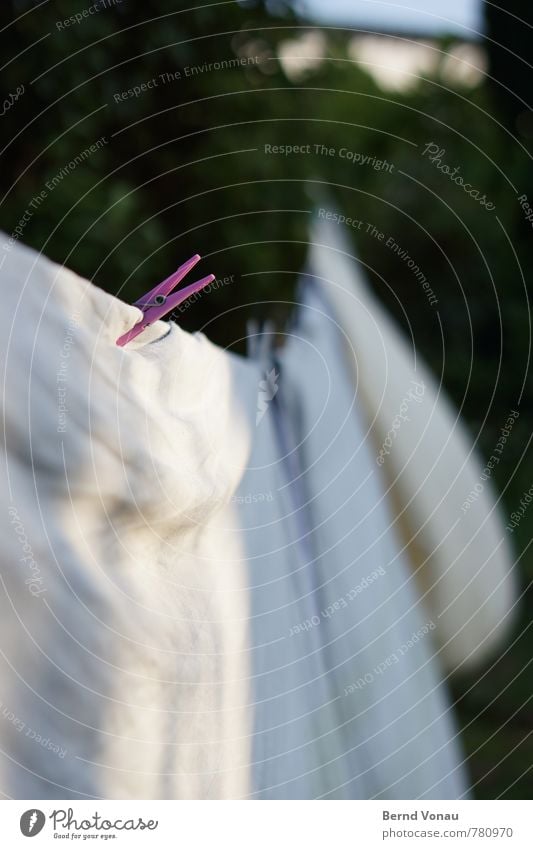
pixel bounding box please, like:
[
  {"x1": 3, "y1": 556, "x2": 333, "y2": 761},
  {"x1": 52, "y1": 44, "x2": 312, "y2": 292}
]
[
  {"x1": 0, "y1": 237, "x2": 253, "y2": 799},
  {"x1": 0, "y1": 231, "x2": 513, "y2": 799},
  {"x1": 237, "y1": 283, "x2": 467, "y2": 799},
  {"x1": 307, "y1": 214, "x2": 517, "y2": 671}
]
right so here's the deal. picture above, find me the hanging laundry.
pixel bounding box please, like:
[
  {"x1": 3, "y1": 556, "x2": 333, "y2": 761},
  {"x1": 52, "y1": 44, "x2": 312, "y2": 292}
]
[{"x1": 0, "y1": 221, "x2": 515, "y2": 799}]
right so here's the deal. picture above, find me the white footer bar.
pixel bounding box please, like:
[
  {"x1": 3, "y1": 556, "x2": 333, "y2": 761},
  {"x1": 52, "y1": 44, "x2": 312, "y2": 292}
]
[{"x1": 2, "y1": 799, "x2": 531, "y2": 848}]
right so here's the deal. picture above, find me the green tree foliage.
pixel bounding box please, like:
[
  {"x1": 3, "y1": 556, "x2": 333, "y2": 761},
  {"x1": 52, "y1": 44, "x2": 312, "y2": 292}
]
[{"x1": 0, "y1": 0, "x2": 309, "y2": 340}]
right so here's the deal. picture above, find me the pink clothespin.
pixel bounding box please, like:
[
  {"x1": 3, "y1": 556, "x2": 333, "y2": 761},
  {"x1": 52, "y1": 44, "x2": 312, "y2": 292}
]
[{"x1": 116, "y1": 254, "x2": 215, "y2": 347}]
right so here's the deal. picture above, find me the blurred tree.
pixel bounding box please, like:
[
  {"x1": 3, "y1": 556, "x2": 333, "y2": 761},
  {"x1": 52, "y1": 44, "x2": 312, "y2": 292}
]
[
  {"x1": 485, "y1": 1, "x2": 533, "y2": 137},
  {"x1": 0, "y1": 0, "x2": 309, "y2": 344}
]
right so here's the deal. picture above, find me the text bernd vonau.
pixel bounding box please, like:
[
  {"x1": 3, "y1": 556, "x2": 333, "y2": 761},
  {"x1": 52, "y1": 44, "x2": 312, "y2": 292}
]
[{"x1": 383, "y1": 810, "x2": 459, "y2": 821}]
